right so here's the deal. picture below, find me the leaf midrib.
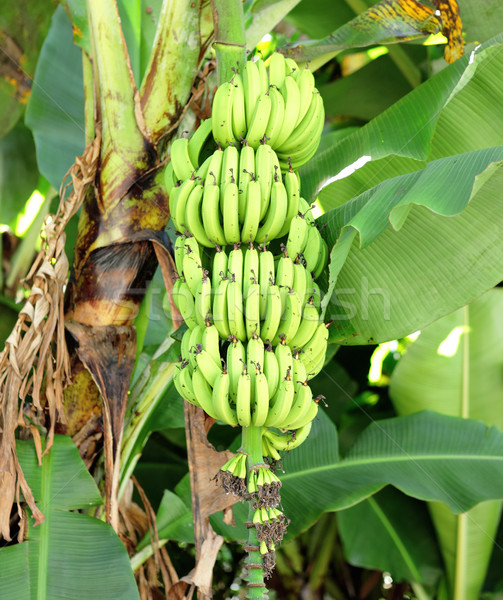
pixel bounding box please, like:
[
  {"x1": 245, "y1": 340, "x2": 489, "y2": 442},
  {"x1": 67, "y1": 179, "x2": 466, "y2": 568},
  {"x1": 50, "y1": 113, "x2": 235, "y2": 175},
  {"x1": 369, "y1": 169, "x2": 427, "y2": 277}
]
[{"x1": 281, "y1": 453, "x2": 503, "y2": 480}]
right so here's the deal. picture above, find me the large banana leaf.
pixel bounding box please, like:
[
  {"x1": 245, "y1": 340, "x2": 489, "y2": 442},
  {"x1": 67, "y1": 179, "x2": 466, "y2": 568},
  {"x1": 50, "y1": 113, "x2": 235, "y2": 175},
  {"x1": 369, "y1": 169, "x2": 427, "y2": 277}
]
[
  {"x1": 318, "y1": 148, "x2": 503, "y2": 344},
  {"x1": 0, "y1": 436, "x2": 139, "y2": 600},
  {"x1": 338, "y1": 486, "x2": 442, "y2": 587},
  {"x1": 213, "y1": 410, "x2": 503, "y2": 541},
  {"x1": 389, "y1": 290, "x2": 503, "y2": 600}
]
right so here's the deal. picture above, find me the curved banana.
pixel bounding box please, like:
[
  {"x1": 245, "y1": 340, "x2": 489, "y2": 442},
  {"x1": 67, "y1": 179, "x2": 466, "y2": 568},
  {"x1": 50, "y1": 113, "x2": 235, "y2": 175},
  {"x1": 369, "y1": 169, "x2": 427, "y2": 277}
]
[
  {"x1": 264, "y1": 421, "x2": 313, "y2": 450},
  {"x1": 231, "y1": 74, "x2": 247, "y2": 141},
  {"x1": 303, "y1": 224, "x2": 323, "y2": 275},
  {"x1": 267, "y1": 52, "x2": 286, "y2": 89},
  {"x1": 238, "y1": 143, "x2": 255, "y2": 222},
  {"x1": 185, "y1": 184, "x2": 212, "y2": 247},
  {"x1": 295, "y1": 69, "x2": 315, "y2": 126},
  {"x1": 255, "y1": 144, "x2": 273, "y2": 221},
  {"x1": 183, "y1": 249, "x2": 202, "y2": 297},
  {"x1": 236, "y1": 367, "x2": 252, "y2": 427},
  {"x1": 227, "y1": 337, "x2": 246, "y2": 400},
  {"x1": 228, "y1": 244, "x2": 243, "y2": 289},
  {"x1": 196, "y1": 348, "x2": 222, "y2": 387},
  {"x1": 299, "y1": 322, "x2": 329, "y2": 372},
  {"x1": 251, "y1": 369, "x2": 269, "y2": 427},
  {"x1": 273, "y1": 288, "x2": 302, "y2": 345},
  {"x1": 258, "y1": 247, "x2": 275, "y2": 314},
  {"x1": 256, "y1": 57, "x2": 268, "y2": 95},
  {"x1": 212, "y1": 81, "x2": 236, "y2": 147},
  {"x1": 241, "y1": 180, "x2": 261, "y2": 243},
  {"x1": 164, "y1": 161, "x2": 177, "y2": 196},
  {"x1": 275, "y1": 75, "x2": 301, "y2": 148},
  {"x1": 245, "y1": 282, "x2": 261, "y2": 340},
  {"x1": 281, "y1": 381, "x2": 313, "y2": 430},
  {"x1": 187, "y1": 118, "x2": 214, "y2": 167},
  {"x1": 255, "y1": 178, "x2": 288, "y2": 243},
  {"x1": 171, "y1": 137, "x2": 196, "y2": 181},
  {"x1": 313, "y1": 236, "x2": 328, "y2": 279},
  {"x1": 174, "y1": 364, "x2": 199, "y2": 406},
  {"x1": 286, "y1": 213, "x2": 309, "y2": 259},
  {"x1": 298, "y1": 197, "x2": 315, "y2": 224},
  {"x1": 275, "y1": 254, "x2": 295, "y2": 311},
  {"x1": 277, "y1": 168, "x2": 300, "y2": 238},
  {"x1": 227, "y1": 275, "x2": 247, "y2": 342},
  {"x1": 201, "y1": 324, "x2": 221, "y2": 364},
  {"x1": 277, "y1": 92, "x2": 324, "y2": 155},
  {"x1": 174, "y1": 238, "x2": 186, "y2": 277},
  {"x1": 202, "y1": 183, "x2": 226, "y2": 247},
  {"x1": 204, "y1": 147, "x2": 224, "y2": 188},
  {"x1": 292, "y1": 259, "x2": 308, "y2": 305},
  {"x1": 247, "y1": 332, "x2": 265, "y2": 374},
  {"x1": 285, "y1": 57, "x2": 299, "y2": 77},
  {"x1": 275, "y1": 341, "x2": 293, "y2": 379},
  {"x1": 192, "y1": 368, "x2": 218, "y2": 418},
  {"x1": 264, "y1": 372, "x2": 295, "y2": 427},
  {"x1": 263, "y1": 343, "x2": 279, "y2": 398},
  {"x1": 194, "y1": 273, "x2": 212, "y2": 328},
  {"x1": 291, "y1": 350, "x2": 308, "y2": 384},
  {"x1": 260, "y1": 285, "x2": 282, "y2": 343},
  {"x1": 264, "y1": 84, "x2": 285, "y2": 148},
  {"x1": 290, "y1": 299, "x2": 320, "y2": 349},
  {"x1": 212, "y1": 276, "x2": 231, "y2": 340},
  {"x1": 170, "y1": 176, "x2": 197, "y2": 233},
  {"x1": 188, "y1": 325, "x2": 204, "y2": 369},
  {"x1": 246, "y1": 92, "x2": 272, "y2": 148},
  {"x1": 222, "y1": 181, "x2": 241, "y2": 244},
  {"x1": 243, "y1": 59, "x2": 261, "y2": 130},
  {"x1": 243, "y1": 243, "x2": 259, "y2": 301},
  {"x1": 211, "y1": 247, "x2": 228, "y2": 290},
  {"x1": 221, "y1": 144, "x2": 239, "y2": 187},
  {"x1": 212, "y1": 369, "x2": 238, "y2": 426},
  {"x1": 284, "y1": 396, "x2": 319, "y2": 430},
  {"x1": 180, "y1": 326, "x2": 192, "y2": 362},
  {"x1": 172, "y1": 278, "x2": 198, "y2": 330}
]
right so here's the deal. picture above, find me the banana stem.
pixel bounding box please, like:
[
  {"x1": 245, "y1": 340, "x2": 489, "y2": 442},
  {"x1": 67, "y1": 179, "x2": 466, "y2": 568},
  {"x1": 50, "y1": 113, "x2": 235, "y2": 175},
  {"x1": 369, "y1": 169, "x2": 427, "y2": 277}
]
[
  {"x1": 242, "y1": 426, "x2": 267, "y2": 599},
  {"x1": 211, "y1": 0, "x2": 246, "y2": 84}
]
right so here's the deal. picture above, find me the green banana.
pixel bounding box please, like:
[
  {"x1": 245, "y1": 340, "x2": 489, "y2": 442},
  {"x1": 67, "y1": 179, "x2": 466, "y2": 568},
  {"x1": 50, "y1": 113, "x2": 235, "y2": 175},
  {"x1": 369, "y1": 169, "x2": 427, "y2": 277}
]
[
  {"x1": 295, "y1": 69, "x2": 315, "y2": 126},
  {"x1": 192, "y1": 367, "x2": 218, "y2": 418},
  {"x1": 258, "y1": 247, "x2": 275, "y2": 314},
  {"x1": 171, "y1": 137, "x2": 196, "y2": 181},
  {"x1": 212, "y1": 81, "x2": 236, "y2": 147},
  {"x1": 211, "y1": 246, "x2": 228, "y2": 291},
  {"x1": 275, "y1": 253, "x2": 294, "y2": 311},
  {"x1": 303, "y1": 224, "x2": 324, "y2": 275},
  {"x1": 275, "y1": 341, "x2": 293, "y2": 380},
  {"x1": 264, "y1": 421, "x2": 313, "y2": 450},
  {"x1": 231, "y1": 74, "x2": 247, "y2": 141},
  {"x1": 172, "y1": 278, "x2": 197, "y2": 330},
  {"x1": 221, "y1": 144, "x2": 239, "y2": 187},
  {"x1": 277, "y1": 168, "x2": 300, "y2": 238},
  {"x1": 187, "y1": 118, "x2": 214, "y2": 167},
  {"x1": 180, "y1": 326, "x2": 192, "y2": 362},
  {"x1": 241, "y1": 180, "x2": 261, "y2": 244},
  {"x1": 273, "y1": 288, "x2": 302, "y2": 345},
  {"x1": 255, "y1": 143, "x2": 273, "y2": 221},
  {"x1": 285, "y1": 396, "x2": 319, "y2": 430},
  {"x1": 185, "y1": 184, "x2": 213, "y2": 248},
  {"x1": 188, "y1": 325, "x2": 204, "y2": 369},
  {"x1": 243, "y1": 59, "x2": 261, "y2": 130},
  {"x1": 238, "y1": 143, "x2": 255, "y2": 222},
  {"x1": 246, "y1": 92, "x2": 272, "y2": 148},
  {"x1": 228, "y1": 244, "x2": 243, "y2": 289},
  {"x1": 202, "y1": 183, "x2": 226, "y2": 247},
  {"x1": 222, "y1": 181, "x2": 240, "y2": 244},
  {"x1": 194, "y1": 272, "x2": 212, "y2": 328},
  {"x1": 164, "y1": 161, "x2": 177, "y2": 196},
  {"x1": 173, "y1": 236, "x2": 186, "y2": 275},
  {"x1": 251, "y1": 369, "x2": 269, "y2": 427},
  {"x1": 174, "y1": 363, "x2": 199, "y2": 406},
  {"x1": 264, "y1": 371, "x2": 294, "y2": 427},
  {"x1": 299, "y1": 322, "x2": 328, "y2": 373},
  {"x1": 256, "y1": 56, "x2": 268, "y2": 94},
  {"x1": 267, "y1": 51, "x2": 286, "y2": 89},
  {"x1": 275, "y1": 75, "x2": 301, "y2": 148},
  {"x1": 292, "y1": 259, "x2": 308, "y2": 306},
  {"x1": 201, "y1": 324, "x2": 221, "y2": 364},
  {"x1": 227, "y1": 274, "x2": 247, "y2": 342},
  {"x1": 227, "y1": 337, "x2": 246, "y2": 399},
  {"x1": 236, "y1": 366, "x2": 252, "y2": 427},
  {"x1": 247, "y1": 332, "x2": 265, "y2": 374},
  {"x1": 170, "y1": 176, "x2": 198, "y2": 233},
  {"x1": 255, "y1": 176, "x2": 288, "y2": 243},
  {"x1": 243, "y1": 243, "x2": 259, "y2": 301},
  {"x1": 313, "y1": 235, "x2": 328, "y2": 279},
  {"x1": 212, "y1": 369, "x2": 238, "y2": 426},
  {"x1": 286, "y1": 213, "x2": 309, "y2": 259},
  {"x1": 212, "y1": 276, "x2": 231, "y2": 340},
  {"x1": 277, "y1": 91, "x2": 324, "y2": 155},
  {"x1": 260, "y1": 285, "x2": 282, "y2": 343},
  {"x1": 263, "y1": 342, "x2": 279, "y2": 399},
  {"x1": 290, "y1": 299, "x2": 320, "y2": 349},
  {"x1": 204, "y1": 147, "x2": 224, "y2": 187},
  {"x1": 281, "y1": 380, "x2": 313, "y2": 430},
  {"x1": 182, "y1": 249, "x2": 203, "y2": 296},
  {"x1": 196, "y1": 348, "x2": 222, "y2": 387},
  {"x1": 245, "y1": 282, "x2": 261, "y2": 340},
  {"x1": 264, "y1": 84, "x2": 285, "y2": 148}
]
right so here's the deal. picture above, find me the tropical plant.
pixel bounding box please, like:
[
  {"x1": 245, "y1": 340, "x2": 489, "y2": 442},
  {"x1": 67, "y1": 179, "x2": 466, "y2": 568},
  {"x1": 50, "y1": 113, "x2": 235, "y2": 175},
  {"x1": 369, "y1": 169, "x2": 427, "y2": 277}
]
[{"x1": 1, "y1": 1, "x2": 503, "y2": 599}]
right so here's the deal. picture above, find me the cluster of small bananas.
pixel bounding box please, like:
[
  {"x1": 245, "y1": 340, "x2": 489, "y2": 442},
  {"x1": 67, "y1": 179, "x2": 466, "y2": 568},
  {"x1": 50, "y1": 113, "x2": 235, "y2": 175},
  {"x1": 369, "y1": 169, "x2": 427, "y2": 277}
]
[
  {"x1": 166, "y1": 52, "x2": 328, "y2": 583},
  {"x1": 211, "y1": 52, "x2": 324, "y2": 170}
]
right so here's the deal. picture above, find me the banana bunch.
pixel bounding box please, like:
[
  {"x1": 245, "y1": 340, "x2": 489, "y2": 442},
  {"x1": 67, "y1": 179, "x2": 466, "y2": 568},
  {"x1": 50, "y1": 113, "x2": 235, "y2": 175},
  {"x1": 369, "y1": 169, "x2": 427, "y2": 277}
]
[
  {"x1": 172, "y1": 238, "x2": 327, "y2": 345},
  {"x1": 211, "y1": 52, "x2": 325, "y2": 170},
  {"x1": 173, "y1": 324, "x2": 327, "y2": 430},
  {"x1": 168, "y1": 144, "x2": 307, "y2": 247}
]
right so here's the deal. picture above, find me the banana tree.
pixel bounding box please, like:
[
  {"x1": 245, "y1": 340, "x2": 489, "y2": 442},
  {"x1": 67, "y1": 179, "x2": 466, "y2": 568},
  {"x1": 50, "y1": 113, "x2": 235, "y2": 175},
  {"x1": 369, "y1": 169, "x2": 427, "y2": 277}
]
[{"x1": 2, "y1": 0, "x2": 503, "y2": 598}]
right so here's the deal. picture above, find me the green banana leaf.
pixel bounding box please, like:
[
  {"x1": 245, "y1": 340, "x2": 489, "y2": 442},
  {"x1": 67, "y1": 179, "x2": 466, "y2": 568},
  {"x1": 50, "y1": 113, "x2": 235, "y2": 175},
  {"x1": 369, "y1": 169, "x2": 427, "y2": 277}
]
[
  {"x1": 0, "y1": 436, "x2": 139, "y2": 600},
  {"x1": 301, "y1": 35, "x2": 503, "y2": 208},
  {"x1": 338, "y1": 486, "x2": 442, "y2": 586},
  {"x1": 389, "y1": 290, "x2": 503, "y2": 600},
  {"x1": 318, "y1": 146, "x2": 503, "y2": 344},
  {"x1": 212, "y1": 409, "x2": 503, "y2": 541},
  {"x1": 25, "y1": 6, "x2": 85, "y2": 191},
  {"x1": 457, "y1": 0, "x2": 503, "y2": 43},
  {"x1": 283, "y1": 0, "x2": 441, "y2": 66}
]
